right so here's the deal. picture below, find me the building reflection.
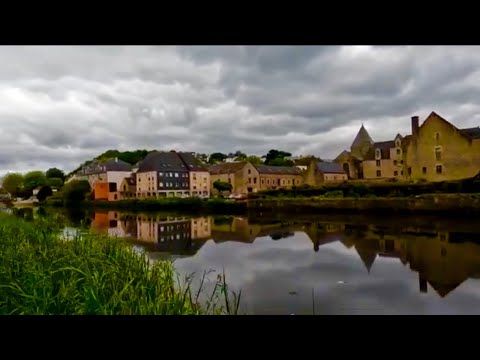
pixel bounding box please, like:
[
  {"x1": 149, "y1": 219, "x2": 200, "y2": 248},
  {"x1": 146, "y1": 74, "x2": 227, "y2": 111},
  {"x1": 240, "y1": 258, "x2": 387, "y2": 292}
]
[{"x1": 88, "y1": 211, "x2": 480, "y2": 298}]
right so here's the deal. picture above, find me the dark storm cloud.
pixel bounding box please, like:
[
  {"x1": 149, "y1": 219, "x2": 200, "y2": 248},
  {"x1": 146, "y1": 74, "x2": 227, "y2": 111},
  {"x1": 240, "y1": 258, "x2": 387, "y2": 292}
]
[{"x1": 1, "y1": 45, "x2": 480, "y2": 174}]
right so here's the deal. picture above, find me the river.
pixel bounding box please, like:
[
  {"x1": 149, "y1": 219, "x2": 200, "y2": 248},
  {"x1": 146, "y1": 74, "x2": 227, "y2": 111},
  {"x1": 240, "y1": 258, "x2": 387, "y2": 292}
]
[{"x1": 22, "y1": 207, "x2": 480, "y2": 314}]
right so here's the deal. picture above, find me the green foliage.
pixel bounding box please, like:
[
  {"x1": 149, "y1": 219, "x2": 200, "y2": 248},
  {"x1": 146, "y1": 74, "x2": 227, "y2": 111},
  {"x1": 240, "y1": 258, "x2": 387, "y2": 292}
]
[
  {"x1": 264, "y1": 149, "x2": 292, "y2": 166},
  {"x1": 323, "y1": 190, "x2": 344, "y2": 198},
  {"x1": 1, "y1": 173, "x2": 24, "y2": 198},
  {"x1": 46, "y1": 168, "x2": 66, "y2": 181},
  {"x1": 0, "y1": 215, "x2": 240, "y2": 315},
  {"x1": 46, "y1": 177, "x2": 64, "y2": 189},
  {"x1": 62, "y1": 180, "x2": 91, "y2": 205},
  {"x1": 293, "y1": 156, "x2": 322, "y2": 166},
  {"x1": 213, "y1": 180, "x2": 233, "y2": 194},
  {"x1": 23, "y1": 171, "x2": 47, "y2": 191},
  {"x1": 208, "y1": 153, "x2": 228, "y2": 164},
  {"x1": 245, "y1": 156, "x2": 263, "y2": 165}
]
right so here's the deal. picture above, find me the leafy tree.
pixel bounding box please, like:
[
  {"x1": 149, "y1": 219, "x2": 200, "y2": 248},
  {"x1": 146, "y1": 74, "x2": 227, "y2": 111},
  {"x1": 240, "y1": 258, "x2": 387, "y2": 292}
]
[
  {"x1": 264, "y1": 149, "x2": 292, "y2": 166},
  {"x1": 245, "y1": 156, "x2": 263, "y2": 165},
  {"x1": 1, "y1": 173, "x2": 24, "y2": 197},
  {"x1": 62, "y1": 180, "x2": 91, "y2": 205},
  {"x1": 37, "y1": 185, "x2": 53, "y2": 202},
  {"x1": 213, "y1": 180, "x2": 233, "y2": 195},
  {"x1": 268, "y1": 158, "x2": 294, "y2": 167},
  {"x1": 46, "y1": 168, "x2": 66, "y2": 180},
  {"x1": 208, "y1": 153, "x2": 227, "y2": 164},
  {"x1": 195, "y1": 153, "x2": 209, "y2": 164},
  {"x1": 23, "y1": 171, "x2": 47, "y2": 191},
  {"x1": 46, "y1": 177, "x2": 64, "y2": 189}
]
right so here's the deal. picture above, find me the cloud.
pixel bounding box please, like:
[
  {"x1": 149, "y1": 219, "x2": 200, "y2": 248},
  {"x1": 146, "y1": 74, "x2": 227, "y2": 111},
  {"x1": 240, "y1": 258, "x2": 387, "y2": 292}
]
[{"x1": 1, "y1": 45, "x2": 480, "y2": 174}]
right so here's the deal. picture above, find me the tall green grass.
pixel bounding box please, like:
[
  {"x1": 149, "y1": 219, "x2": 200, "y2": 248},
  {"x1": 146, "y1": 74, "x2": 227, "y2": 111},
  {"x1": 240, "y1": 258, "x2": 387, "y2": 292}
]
[{"x1": 0, "y1": 215, "x2": 240, "y2": 315}]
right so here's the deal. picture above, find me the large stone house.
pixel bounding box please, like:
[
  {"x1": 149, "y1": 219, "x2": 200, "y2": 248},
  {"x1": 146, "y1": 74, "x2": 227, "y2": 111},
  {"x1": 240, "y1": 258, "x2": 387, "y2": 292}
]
[
  {"x1": 304, "y1": 161, "x2": 348, "y2": 185},
  {"x1": 208, "y1": 161, "x2": 303, "y2": 195},
  {"x1": 334, "y1": 111, "x2": 480, "y2": 182},
  {"x1": 135, "y1": 150, "x2": 210, "y2": 199},
  {"x1": 403, "y1": 112, "x2": 480, "y2": 182}
]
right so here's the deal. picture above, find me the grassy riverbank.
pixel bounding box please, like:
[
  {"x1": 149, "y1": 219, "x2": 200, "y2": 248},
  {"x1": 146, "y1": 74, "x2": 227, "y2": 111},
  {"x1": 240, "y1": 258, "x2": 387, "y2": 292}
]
[{"x1": 0, "y1": 215, "x2": 240, "y2": 315}]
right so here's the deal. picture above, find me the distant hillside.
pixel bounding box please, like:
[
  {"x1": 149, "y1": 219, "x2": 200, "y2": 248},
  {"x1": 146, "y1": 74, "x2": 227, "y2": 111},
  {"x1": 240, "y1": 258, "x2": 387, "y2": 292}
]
[{"x1": 67, "y1": 149, "x2": 154, "y2": 177}]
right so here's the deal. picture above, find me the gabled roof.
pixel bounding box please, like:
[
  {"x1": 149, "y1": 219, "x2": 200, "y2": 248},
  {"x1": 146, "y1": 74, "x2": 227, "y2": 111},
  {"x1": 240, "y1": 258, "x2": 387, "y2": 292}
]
[
  {"x1": 316, "y1": 161, "x2": 346, "y2": 174},
  {"x1": 177, "y1": 152, "x2": 209, "y2": 172},
  {"x1": 427, "y1": 281, "x2": 462, "y2": 298},
  {"x1": 137, "y1": 151, "x2": 188, "y2": 173},
  {"x1": 355, "y1": 247, "x2": 377, "y2": 273},
  {"x1": 421, "y1": 111, "x2": 479, "y2": 142},
  {"x1": 208, "y1": 162, "x2": 248, "y2": 175},
  {"x1": 254, "y1": 164, "x2": 302, "y2": 175}
]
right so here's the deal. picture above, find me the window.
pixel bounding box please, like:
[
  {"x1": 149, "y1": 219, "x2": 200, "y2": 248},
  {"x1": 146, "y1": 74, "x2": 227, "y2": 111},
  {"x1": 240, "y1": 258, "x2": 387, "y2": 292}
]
[
  {"x1": 401, "y1": 170, "x2": 403, "y2": 175},
  {"x1": 185, "y1": 173, "x2": 189, "y2": 178},
  {"x1": 193, "y1": 186, "x2": 196, "y2": 190},
  {"x1": 408, "y1": 167, "x2": 412, "y2": 175},
  {"x1": 376, "y1": 160, "x2": 380, "y2": 167},
  {"x1": 267, "y1": 179, "x2": 270, "y2": 184},
  {"x1": 159, "y1": 172, "x2": 163, "y2": 176},
  {"x1": 394, "y1": 171, "x2": 398, "y2": 176},
  {"x1": 396, "y1": 149, "x2": 401, "y2": 155},
  {"x1": 435, "y1": 147, "x2": 442, "y2": 161},
  {"x1": 248, "y1": 178, "x2": 251, "y2": 184},
  {"x1": 400, "y1": 160, "x2": 404, "y2": 164},
  {"x1": 436, "y1": 165, "x2": 442, "y2": 174},
  {"x1": 393, "y1": 160, "x2": 397, "y2": 166},
  {"x1": 228, "y1": 178, "x2": 231, "y2": 183},
  {"x1": 159, "y1": 182, "x2": 163, "y2": 187},
  {"x1": 193, "y1": 174, "x2": 196, "y2": 180},
  {"x1": 376, "y1": 170, "x2": 381, "y2": 177},
  {"x1": 396, "y1": 140, "x2": 401, "y2": 147},
  {"x1": 203, "y1": 177, "x2": 207, "y2": 183},
  {"x1": 253, "y1": 177, "x2": 257, "y2": 184},
  {"x1": 375, "y1": 149, "x2": 381, "y2": 159},
  {"x1": 175, "y1": 173, "x2": 179, "y2": 178},
  {"x1": 261, "y1": 179, "x2": 264, "y2": 184},
  {"x1": 248, "y1": 169, "x2": 251, "y2": 174},
  {"x1": 169, "y1": 172, "x2": 173, "y2": 177},
  {"x1": 109, "y1": 183, "x2": 117, "y2": 192},
  {"x1": 422, "y1": 167, "x2": 427, "y2": 174},
  {"x1": 435, "y1": 132, "x2": 440, "y2": 141}
]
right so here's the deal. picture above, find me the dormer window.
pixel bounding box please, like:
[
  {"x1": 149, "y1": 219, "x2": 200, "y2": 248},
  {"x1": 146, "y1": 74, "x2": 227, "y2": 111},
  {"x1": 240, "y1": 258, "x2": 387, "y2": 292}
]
[
  {"x1": 375, "y1": 149, "x2": 381, "y2": 159},
  {"x1": 395, "y1": 140, "x2": 401, "y2": 147}
]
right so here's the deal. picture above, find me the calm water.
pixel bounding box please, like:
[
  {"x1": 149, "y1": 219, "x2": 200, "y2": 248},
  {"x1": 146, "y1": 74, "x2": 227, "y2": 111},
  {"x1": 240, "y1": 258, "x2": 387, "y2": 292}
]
[{"x1": 29, "y1": 207, "x2": 480, "y2": 314}]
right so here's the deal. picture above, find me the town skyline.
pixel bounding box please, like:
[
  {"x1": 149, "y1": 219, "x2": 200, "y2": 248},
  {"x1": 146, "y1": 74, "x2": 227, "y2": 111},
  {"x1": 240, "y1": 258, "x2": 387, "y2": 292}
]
[{"x1": 1, "y1": 46, "x2": 480, "y2": 174}]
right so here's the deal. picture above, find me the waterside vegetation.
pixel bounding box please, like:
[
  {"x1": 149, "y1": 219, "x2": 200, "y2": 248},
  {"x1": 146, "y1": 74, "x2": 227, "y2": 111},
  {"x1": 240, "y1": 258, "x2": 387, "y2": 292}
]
[{"x1": 0, "y1": 215, "x2": 240, "y2": 315}]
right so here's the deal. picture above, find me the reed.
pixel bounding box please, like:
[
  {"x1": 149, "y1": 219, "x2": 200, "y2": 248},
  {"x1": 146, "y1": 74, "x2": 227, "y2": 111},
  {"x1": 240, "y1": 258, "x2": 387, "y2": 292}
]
[{"x1": 0, "y1": 215, "x2": 240, "y2": 315}]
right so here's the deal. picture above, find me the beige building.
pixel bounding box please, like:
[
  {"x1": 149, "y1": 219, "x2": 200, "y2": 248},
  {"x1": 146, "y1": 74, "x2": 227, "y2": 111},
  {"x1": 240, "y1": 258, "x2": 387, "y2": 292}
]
[
  {"x1": 254, "y1": 164, "x2": 303, "y2": 190},
  {"x1": 304, "y1": 160, "x2": 348, "y2": 185},
  {"x1": 208, "y1": 161, "x2": 260, "y2": 195},
  {"x1": 403, "y1": 112, "x2": 480, "y2": 181},
  {"x1": 362, "y1": 134, "x2": 405, "y2": 180}
]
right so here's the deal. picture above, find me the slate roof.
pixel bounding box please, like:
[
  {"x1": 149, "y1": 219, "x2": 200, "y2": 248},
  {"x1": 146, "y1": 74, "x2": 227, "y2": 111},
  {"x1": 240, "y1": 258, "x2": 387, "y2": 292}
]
[
  {"x1": 137, "y1": 151, "x2": 189, "y2": 173},
  {"x1": 177, "y1": 152, "x2": 209, "y2": 172},
  {"x1": 351, "y1": 125, "x2": 374, "y2": 149},
  {"x1": 316, "y1": 162, "x2": 346, "y2": 174},
  {"x1": 207, "y1": 162, "x2": 248, "y2": 175},
  {"x1": 254, "y1": 164, "x2": 302, "y2": 175},
  {"x1": 460, "y1": 127, "x2": 480, "y2": 139},
  {"x1": 82, "y1": 158, "x2": 132, "y2": 175}
]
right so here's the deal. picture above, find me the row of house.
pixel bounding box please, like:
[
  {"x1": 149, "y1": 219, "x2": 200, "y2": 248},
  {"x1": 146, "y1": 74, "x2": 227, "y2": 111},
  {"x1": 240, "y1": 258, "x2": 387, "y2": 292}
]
[
  {"x1": 334, "y1": 111, "x2": 480, "y2": 182},
  {"x1": 69, "y1": 150, "x2": 314, "y2": 201}
]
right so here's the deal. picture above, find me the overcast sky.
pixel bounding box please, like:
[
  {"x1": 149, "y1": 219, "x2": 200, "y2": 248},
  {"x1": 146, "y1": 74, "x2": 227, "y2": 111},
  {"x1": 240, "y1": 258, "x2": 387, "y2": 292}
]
[{"x1": 1, "y1": 45, "x2": 480, "y2": 174}]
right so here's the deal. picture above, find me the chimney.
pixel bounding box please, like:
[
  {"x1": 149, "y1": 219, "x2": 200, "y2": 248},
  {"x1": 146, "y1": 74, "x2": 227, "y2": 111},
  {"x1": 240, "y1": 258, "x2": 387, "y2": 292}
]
[
  {"x1": 411, "y1": 116, "x2": 419, "y2": 137},
  {"x1": 419, "y1": 275, "x2": 427, "y2": 293}
]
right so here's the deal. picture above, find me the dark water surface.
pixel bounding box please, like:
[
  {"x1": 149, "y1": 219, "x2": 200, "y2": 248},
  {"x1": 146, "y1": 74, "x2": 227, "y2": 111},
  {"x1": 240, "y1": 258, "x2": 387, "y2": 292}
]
[{"x1": 34, "y1": 207, "x2": 480, "y2": 314}]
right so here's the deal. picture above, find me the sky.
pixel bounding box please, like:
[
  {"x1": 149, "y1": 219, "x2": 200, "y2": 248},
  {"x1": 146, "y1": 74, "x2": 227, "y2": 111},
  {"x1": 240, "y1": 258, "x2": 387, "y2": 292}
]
[{"x1": 2, "y1": 45, "x2": 480, "y2": 175}]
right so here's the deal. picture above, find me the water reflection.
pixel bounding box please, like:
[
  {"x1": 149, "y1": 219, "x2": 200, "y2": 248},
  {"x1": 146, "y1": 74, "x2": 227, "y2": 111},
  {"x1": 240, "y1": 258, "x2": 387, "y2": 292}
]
[{"x1": 77, "y1": 210, "x2": 480, "y2": 302}]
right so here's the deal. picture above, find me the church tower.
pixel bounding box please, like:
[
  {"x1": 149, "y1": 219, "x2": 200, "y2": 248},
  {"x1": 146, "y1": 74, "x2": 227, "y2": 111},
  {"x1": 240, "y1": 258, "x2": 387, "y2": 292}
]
[{"x1": 350, "y1": 124, "x2": 374, "y2": 160}]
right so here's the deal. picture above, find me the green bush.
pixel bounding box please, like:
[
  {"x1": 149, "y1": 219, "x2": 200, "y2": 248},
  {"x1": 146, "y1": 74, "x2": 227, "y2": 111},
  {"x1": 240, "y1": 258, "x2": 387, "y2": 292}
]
[{"x1": 324, "y1": 190, "x2": 344, "y2": 198}]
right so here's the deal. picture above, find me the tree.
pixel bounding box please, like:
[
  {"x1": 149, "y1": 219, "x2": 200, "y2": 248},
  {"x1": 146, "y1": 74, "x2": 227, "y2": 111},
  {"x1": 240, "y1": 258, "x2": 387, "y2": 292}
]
[
  {"x1": 264, "y1": 149, "x2": 292, "y2": 166},
  {"x1": 46, "y1": 167, "x2": 66, "y2": 181},
  {"x1": 36, "y1": 185, "x2": 53, "y2": 202},
  {"x1": 62, "y1": 180, "x2": 91, "y2": 205},
  {"x1": 208, "y1": 153, "x2": 227, "y2": 164},
  {"x1": 294, "y1": 156, "x2": 322, "y2": 166},
  {"x1": 268, "y1": 158, "x2": 294, "y2": 167},
  {"x1": 245, "y1": 155, "x2": 263, "y2": 165},
  {"x1": 46, "y1": 177, "x2": 64, "y2": 189},
  {"x1": 213, "y1": 180, "x2": 233, "y2": 195},
  {"x1": 23, "y1": 171, "x2": 47, "y2": 191},
  {"x1": 1, "y1": 173, "x2": 24, "y2": 198},
  {"x1": 196, "y1": 153, "x2": 209, "y2": 164}
]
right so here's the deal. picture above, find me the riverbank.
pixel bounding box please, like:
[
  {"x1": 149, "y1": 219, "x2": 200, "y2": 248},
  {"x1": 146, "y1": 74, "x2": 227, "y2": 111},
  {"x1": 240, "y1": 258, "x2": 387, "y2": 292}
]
[
  {"x1": 0, "y1": 215, "x2": 239, "y2": 315},
  {"x1": 44, "y1": 193, "x2": 480, "y2": 215},
  {"x1": 248, "y1": 194, "x2": 480, "y2": 215}
]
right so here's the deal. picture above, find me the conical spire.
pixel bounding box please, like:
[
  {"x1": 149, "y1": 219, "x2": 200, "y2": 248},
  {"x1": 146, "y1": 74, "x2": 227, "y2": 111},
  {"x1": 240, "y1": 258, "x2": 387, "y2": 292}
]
[
  {"x1": 350, "y1": 124, "x2": 374, "y2": 159},
  {"x1": 355, "y1": 246, "x2": 377, "y2": 273}
]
